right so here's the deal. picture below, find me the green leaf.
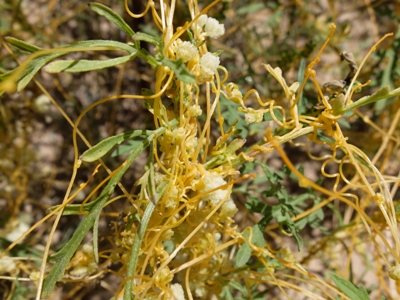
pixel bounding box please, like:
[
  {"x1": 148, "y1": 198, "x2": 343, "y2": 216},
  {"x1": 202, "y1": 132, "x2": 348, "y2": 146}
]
[
  {"x1": 263, "y1": 108, "x2": 283, "y2": 122},
  {"x1": 163, "y1": 240, "x2": 174, "y2": 254},
  {"x1": 17, "y1": 54, "x2": 64, "y2": 91},
  {"x1": 112, "y1": 139, "x2": 143, "y2": 157},
  {"x1": 0, "y1": 70, "x2": 13, "y2": 82},
  {"x1": 353, "y1": 153, "x2": 373, "y2": 172},
  {"x1": 297, "y1": 58, "x2": 307, "y2": 115},
  {"x1": 48, "y1": 201, "x2": 98, "y2": 216},
  {"x1": 376, "y1": 46, "x2": 396, "y2": 113},
  {"x1": 284, "y1": 219, "x2": 303, "y2": 251},
  {"x1": 235, "y1": 226, "x2": 266, "y2": 268},
  {"x1": 2, "y1": 39, "x2": 136, "y2": 92},
  {"x1": 229, "y1": 280, "x2": 248, "y2": 296},
  {"x1": 44, "y1": 53, "x2": 137, "y2": 73},
  {"x1": 330, "y1": 94, "x2": 345, "y2": 115},
  {"x1": 331, "y1": 273, "x2": 371, "y2": 300},
  {"x1": 80, "y1": 129, "x2": 151, "y2": 162},
  {"x1": 42, "y1": 121, "x2": 178, "y2": 297},
  {"x1": 337, "y1": 118, "x2": 351, "y2": 129},
  {"x1": 251, "y1": 225, "x2": 266, "y2": 247},
  {"x1": 220, "y1": 286, "x2": 235, "y2": 300},
  {"x1": 5, "y1": 37, "x2": 42, "y2": 53},
  {"x1": 132, "y1": 32, "x2": 161, "y2": 46},
  {"x1": 62, "y1": 40, "x2": 136, "y2": 54},
  {"x1": 42, "y1": 192, "x2": 111, "y2": 297},
  {"x1": 235, "y1": 241, "x2": 251, "y2": 268},
  {"x1": 295, "y1": 217, "x2": 308, "y2": 230},
  {"x1": 336, "y1": 86, "x2": 400, "y2": 115},
  {"x1": 316, "y1": 131, "x2": 334, "y2": 144},
  {"x1": 93, "y1": 216, "x2": 99, "y2": 263},
  {"x1": 161, "y1": 58, "x2": 196, "y2": 84},
  {"x1": 145, "y1": 145, "x2": 157, "y2": 204},
  {"x1": 237, "y1": 3, "x2": 266, "y2": 15},
  {"x1": 89, "y1": 2, "x2": 135, "y2": 37}
]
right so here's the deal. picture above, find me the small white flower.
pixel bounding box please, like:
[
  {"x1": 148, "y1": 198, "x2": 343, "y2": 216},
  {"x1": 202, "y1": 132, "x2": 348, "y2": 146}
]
[
  {"x1": 192, "y1": 15, "x2": 225, "y2": 39},
  {"x1": 82, "y1": 243, "x2": 93, "y2": 255},
  {"x1": 196, "y1": 15, "x2": 208, "y2": 27},
  {"x1": 173, "y1": 127, "x2": 186, "y2": 144},
  {"x1": 0, "y1": 256, "x2": 16, "y2": 274},
  {"x1": 29, "y1": 271, "x2": 41, "y2": 282},
  {"x1": 220, "y1": 198, "x2": 238, "y2": 219},
  {"x1": 171, "y1": 283, "x2": 186, "y2": 300},
  {"x1": 195, "y1": 285, "x2": 207, "y2": 298},
  {"x1": 185, "y1": 137, "x2": 198, "y2": 150},
  {"x1": 187, "y1": 104, "x2": 202, "y2": 117},
  {"x1": 165, "y1": 127, "x2": 186, "y2": 145},
  {"x1": 162, "y1": 229, "x2": 174, "y2": 241},
  {"x1": 214, "y1": 232, "x2": 221, "y2": 242},
  {"x1": 204, "y1": 17, "x2": 225, "y2": 38},
  {"x1": 199, "y1": 53, "x2": 220, "y2": 78},
  {"x1": 33, "y1": 94, "x2": 51, "y2": 114},
  {"x1": 199, "y1": 172, "x2": 230, "y2": 205},
  {"x1": 244, "y1": 108, "x2": 263, "y2": 124},
  {"x1": 165, "y1": 185, "x2": 179, "y2": 209},
  {"x1": 1, "y1": 213, "x2": 32, "y2": 243},
  {"x1": 176, "y1": 41, "x2": 198, "y2": 62},
  {"x1": 192, "y1": 15, "x2": 208, "y2": 36},
  {"x1": 70, "y1": 266, "x2": 89, "y2": 277},
  {"x1": 156, "y1": 266, "x2": 173, "y2": 284}
]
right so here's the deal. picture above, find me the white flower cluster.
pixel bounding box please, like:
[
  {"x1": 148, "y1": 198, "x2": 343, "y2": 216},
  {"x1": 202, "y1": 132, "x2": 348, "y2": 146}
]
[
  {"x1": 199, "y1": 52, "x2": 220, "y2": 79},
  {"x1": 220, "y1": 198, "x2": 238, "y2": 219},
  {"x1": 176, "y1": 40, "x2": 198, "y2": 62},
  {"x1": 244, "y1": 107, "x2": 264, "y2": 124},
  {"x1": 199, "y1": 171, "x2": 230, "y2": 205},
  {"x1": 0, "y1": 213, "x2": 32, "y2": 242},
  {"x1": 69, "y1": 244, "x2": 98, "y2": 278},
  {"x1": 171, "y1": 283, "x2": 186, "y2": 300},
  {"x1": 192, "y1": 15, "x2": 225, "y2": 39},
  {"x1": 165, "y1": 127, "x2": 186, "y2": 145},
  {"x1": 0, "y1": 256, "x2": 17, "y2": 275},
  {"x1": 33, "y1": 94, "x2": 51, "y2": 114},
  {"x1": 197, "y1": 172, "x2": 238, "y2": 219},
  {"x1": 186, "y1": 104, "x2": 202, "y2": 117}
]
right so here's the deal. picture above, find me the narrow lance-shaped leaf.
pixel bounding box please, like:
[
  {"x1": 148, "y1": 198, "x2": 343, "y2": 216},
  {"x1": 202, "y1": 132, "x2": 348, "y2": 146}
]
[
  {"x1": 4, "y1": 37, "x2": 42, "y2": 53},
  {"x1": 2, "y1": 39, "x2": 137, "y2": 92},
  {"x1": 132, "y1": 32, "x2": 162, "y2": 47},
  {"x1": 44, "y1": 52, "x2": 137, "y2": 73},
  {"x1": 80, "y1": 129, "x2": 153, "y2": 163},
  {"x1": 62, "y1": 40, "x2": 136, "y2": 53},
  {"x1": 89, "y1": 2, "x2": 135, "y2": 37},
  {"x1": 93, "y1": 215, "x2": 99, "y2": 263},
  {"x1": 331, "y1": 273, "x2": 371, "y2": 300},
  {"x1": 17, "y1": 53, "x2": 65, "y2": 91},
  {"x1": 297, "y1": 58, "x2": 307, "y2": 114},
  {"x1": 48, "y1": 201, "x2": 97, "y2": 216},
  {"x1": 335, "y1": 86, "x2": 400, "y2": 115},
  {"x1": 42, "y1": 191, "x2": 110, "y2": 298}
]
